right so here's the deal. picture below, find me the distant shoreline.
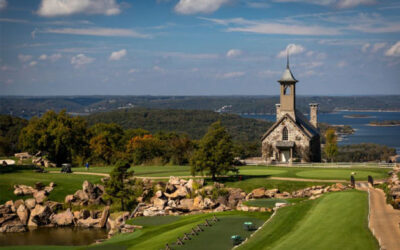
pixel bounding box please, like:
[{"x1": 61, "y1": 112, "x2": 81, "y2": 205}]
[{"x1": 336, "y1": 109, "x2": 400, "y2": 113}]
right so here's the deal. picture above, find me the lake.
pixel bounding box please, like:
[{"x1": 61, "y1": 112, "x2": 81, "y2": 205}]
[
  {"x1": 0, "y1": 227, "x2": 108, "y2": 246},
  {"x1": 243, "y1": 111, "x2": 400, "y2": 154}
]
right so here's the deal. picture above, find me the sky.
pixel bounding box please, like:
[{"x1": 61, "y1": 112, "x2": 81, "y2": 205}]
[{"x1": 0, "y1": 0, "x2": 399, "y2": 96}]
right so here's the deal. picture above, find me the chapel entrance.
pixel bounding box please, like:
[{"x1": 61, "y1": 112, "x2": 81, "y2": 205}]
[{"x1": 280, "y1": 150, "x2": 290, "y2": 163}]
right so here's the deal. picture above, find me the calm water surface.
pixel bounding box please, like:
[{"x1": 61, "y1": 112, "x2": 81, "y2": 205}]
[
  {"x1": 0, "y1": 227, "x2": 108, "y2": 246},
  {"x1": 243, "y1": 111, "x2": 400, "y2": 153}
]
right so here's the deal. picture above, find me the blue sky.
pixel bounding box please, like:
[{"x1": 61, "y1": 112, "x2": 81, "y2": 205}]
[{"x1": 0, "y1": 0, "x2": 399, "y2": 96}]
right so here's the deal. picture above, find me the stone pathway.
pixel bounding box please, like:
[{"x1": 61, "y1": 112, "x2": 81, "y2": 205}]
[{"x1": 358, "y1": 186, "x2": 400, "y2": 250}]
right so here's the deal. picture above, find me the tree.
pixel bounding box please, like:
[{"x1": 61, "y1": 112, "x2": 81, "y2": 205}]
[
  {"x1": 105, "y1": 161, "x2": 134, "y2": 211},
  {"x1": 126, "y1": 134, "x2": 164, "y2": 165},
  {"x1": 19, "y1": 110, "x2": 88, "y2": 166},
  {"x1": 190, "y1": 121, "x2": 236, "y2": 181},
  {"x1": 324, "y1": 128, "x2": 338, "y2": 162},
  {"x1": 89, "y1": 123, "x2": 124, "y2": 164}
]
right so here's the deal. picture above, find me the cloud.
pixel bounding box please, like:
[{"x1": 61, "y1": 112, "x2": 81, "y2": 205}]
[
  {"x1": 71, "y1": 54, "x2": 94, "y2": 68},
  {"x1": 37, "y1": 0, "x2": 121, "y2": 17},
  {"x1": 385, "y1": 41, "x2": 400, "y2": 57},
  {"x1": 361, "y1": 43, "x2": 370, "y2": 53},
  {"x1": 277, "y1": 44, "x2": 305, "y2": 58},
  {"x1": 201, "y1": 17, "x2": 341, "y2": 35},
  {"x1": 273, "y1": 0, "x2": 376, "y2": 9},
  {"x1": 258, "y1": 70, "x2": 281, "y2": 77},
  {"x1": 337, "y1": 60, "x2": 348, "y2": 68},
  {"x1": 175, "y1": 0, "x2": 230, "y2": 14},
  {"x1": 153, "y1": 65, "x2": 166, "y2": 73},
  {"x1": 39, "y1": 54, "x2": 48, "y2": 60},
  {"x1": 371, "y1": 42, "x2": 387, "y2": 52},
  {"x1": 42, "y1": 27, "x2": 151, "y2": 38},
  {"x1": 226, "y1": 49, "x2": 242, "y2": 58},
  {"x1": 18, "y1": 54, "x2": 33, "y2": 62},
  {"x1": 29, "y1": 61, "x2": 38, "y2": 67},
  {"x1": 217, "y1": 71, "x2": 246, "y2": 79},
  {"x1": 128, "y1": 68, "x2": 138, "y2": 74},
  {"x1": 0, "y1": 0, "x2": 7, "y2": 10},
  {"x1": 38, "y1": 53, "x2": 63, "y2": 62},
  {"x1": 246, "y1": 1, "x2": 270, "y2": 8},
  {"x1": 162, "y1": 52, "x2": 219, "y2": 60},
  {"x1": 109, "y1": 49, "x2": 127, "y2": 61}
]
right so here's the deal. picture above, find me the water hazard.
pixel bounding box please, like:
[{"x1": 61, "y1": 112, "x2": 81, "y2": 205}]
[{"x1": 0, "y1": 227, "x2": 108, "y2": 246}]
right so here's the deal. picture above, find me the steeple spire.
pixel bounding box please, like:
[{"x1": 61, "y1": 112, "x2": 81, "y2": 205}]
[{"x1": 286, "y1": 50, "x2": 289, "y2": 69}]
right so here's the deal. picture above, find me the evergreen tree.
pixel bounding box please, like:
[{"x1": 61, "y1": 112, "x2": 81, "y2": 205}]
[
  {"x1": 190, "y1": 121, "x2": 236, "y2": 180},
  {"x1": 324, "y1": 128, "x2": 338, "y2": 162},
  {"x1": 105, "y1": 161, "x2": 134, "y2": 211}
]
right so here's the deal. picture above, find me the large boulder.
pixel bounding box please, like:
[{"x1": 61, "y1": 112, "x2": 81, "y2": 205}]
[
  {"x1": 192, "y1": 196, "x2": 204, "y2": 210},
  {"x1": 82, "y1": 181, "x2": 95, "y2": 198},
  {"x1": 0, "y1": 218, "x2": 26, "y2": 233},
  {"x1": 0, "y1": 213, "x2": 17, "y2": 226},
  {"x1": 13, "y1": 185, "x2": 35, "y2": 196},
  {"x1": 169, "y1": 176, "x2": 181, "y2": 186},
  {"x1": 265, "y1": 189, "x2": 279, "y2": 198},
  {"x1": 50, "y1": 209, "x2": 74, "y2": 226},
  {"x1": 17, "y1": 205, "x2": 29, "y2": 225},
  {"x1": 74, "y1": 190, "x2": 89, "y2": 201},
  {"x1": 178, "y1": 199, "x2": 194, "y2": 211},
  {"x1": 153, "y1": 198, "x2": 167, "y2": 210},
  {"x1": 228, "y1": 188, "x2": 246, "y2": 208},
  {"x1": 28, "y1": 204, "x2": 52, "y2": 227},
  {"x1": 65, "y1": 194, "x2": 75, "y2": 204},
  {"x1": 77, "y1": 217, "x2": 101, "y2": 228},
  {"x1": 25, "y1": 199, "x2": 36, "y2": 210},
  {"x1": 0, "y1": 205, "x2": 11, "y2": 215},
  {"x1": 14, "y1": 200, "x2": 25, "y2": 211},
  {"x1": 99, "y1": 207, "x2": 110, "y2": 228},
  {"x1": 33, "y1": 190, "x2": 48, "y2": 204},
  {"x1": 165, "y1": 186, "x2": 188, "y2": 199},
  {"x1": 251, "y1": 188, "x2": 266, "y2": 199}
]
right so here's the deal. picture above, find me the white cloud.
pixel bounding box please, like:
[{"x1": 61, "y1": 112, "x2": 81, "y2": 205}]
[
  {"x1": 0, "y1": 0, "x2": 7, "y2": 10},
  {"x1": 109, "y1": 49, "x2": 127, "y2": 61},
  {"x1": 128, "y1": 68, "x2": 138, "y2": 74},
  {"x1": 29, "y1": 61, "x2": 38, "y2": 67},
  {"x1": 18, "y1": 54, "x2": 33, "y2": 62},
  {"x1": 371, "y1": 42, "x2": 386, "y2": 52},
  {"x1": 246, "y1": 1, "x2": 270, "y2": 8},
  {"x1": 42, "y1": 27, "x2": 150, "y2": 38},
  {"x1": 37, "y1": 0, "x2": 121, "y2": 17},
  {"x1": 201, "y1": 17, "x2": 341, "y2": 36},
  {"x1": 302, "y1": 61, "x2": 324, "y2": 69},
  {"x1": 175, "y1": 0, "x2": 230, "y2": 14},
  {"x1": 49, "y1": 53, "x2": 62, "y2": 62},
  {"x1": 337, "y1": 61, "x2": 348, "y2": 68},
  {"x1": 162, "y1": 52, "x2": 218, "y2": 60},
  {"x1": 153, "y1": 65, "x2": 166, "y2": 73},
  {"x1": 39, "y1": 54, "x2": 48, "y2": 60},
  {"x1": 258, "y1": 70, "x2": 281, "y2": 77},
  {"x1": 71, "y1": 54, "x2": 94, "y2": 68},
  {"x1": 277, "y1": 44, "x2": 305, "y2": 58},
  {"x1": 361, "y1": 43, "x2": 370, "y2": 53},
  {"x1": 273, "y1": 0, "x2": 376, "y2": 8},
  {"x1": 385, "y1": 41, "x2": 400, "y2": 57},
  {"x1": 217, "y1": 71, "x2": 246, "y2": 79},
  {"x1": 226, "y1": 49, "x2": 242, "y2": 58}
]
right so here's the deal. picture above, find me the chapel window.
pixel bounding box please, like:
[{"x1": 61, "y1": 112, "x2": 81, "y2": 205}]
[{"x1": 282, "y1": 127, "x2": 288, "y2": 141}]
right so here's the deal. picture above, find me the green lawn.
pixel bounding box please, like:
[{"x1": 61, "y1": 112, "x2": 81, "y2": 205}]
[
  {"x1": 72, "y1": 165, "x2": 390, "y2": 181},
  {"x1": 243, "y1": 198, "x2": 306, "y2": 208},
  {"x1": 0, "y1": 170, "x2": 102, "y2": 204},
  {"x1": 238, "y1": 190, "x2": 378, "y2": 250},
  {"x1": 88, "y1": 211, "x2": 270, "y2": 250}
]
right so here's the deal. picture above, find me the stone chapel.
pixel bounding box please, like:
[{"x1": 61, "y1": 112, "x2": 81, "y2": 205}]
[{"x1": 261, "y1": 56, "x2": 321, "y2": 163}]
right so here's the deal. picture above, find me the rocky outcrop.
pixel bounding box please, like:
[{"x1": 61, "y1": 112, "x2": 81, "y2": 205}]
[
  {"x1": 50, "y1": 209, "x2": 74, "y2": 226},
  {"x1": 16, "y1": 205, "x2": 29, "y2": 225},
  {"x1": 387, "y1": 165, "x2": 400, "y2": 209},
  {"x1": 28, "y1": 204, "x2": 52, "y2": 227},
  {"x1": 14, "y1": 182, "x2": 55, "y2": 199},
  {"x1": 66, "y1": 181, "x2": 104, "y2": 206}
]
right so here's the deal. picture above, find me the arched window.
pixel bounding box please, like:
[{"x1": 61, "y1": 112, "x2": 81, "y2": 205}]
[{"x1": 282, "y1": 127, "x2": 288, "y2": 141}]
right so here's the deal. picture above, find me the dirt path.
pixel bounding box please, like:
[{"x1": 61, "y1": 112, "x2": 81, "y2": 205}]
[
  {"x1": 49, "y1": 171, "x2": 109, "y2": 177},
  {"x1": 358, "y1": 185, "x2": 400, "y2": 250}
]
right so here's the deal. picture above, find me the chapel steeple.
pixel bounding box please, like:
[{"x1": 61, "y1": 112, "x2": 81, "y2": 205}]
[{"x1": 277, "y1": 52, "x2": 297, "y2": 120}]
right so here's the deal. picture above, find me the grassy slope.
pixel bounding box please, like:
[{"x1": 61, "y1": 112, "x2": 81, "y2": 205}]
[
  {"x1": 0, "y1": 170, "x2": 102, "y2": 203},
  {"x1": 239, "y1": 190, "x2": 378, "y2": 250},
  {"x1": 90, "y1": 211, "x2": 270, "y2": 250},
  {"x1": 72, "y1": 165, "x2": 390, "y2": 181}
]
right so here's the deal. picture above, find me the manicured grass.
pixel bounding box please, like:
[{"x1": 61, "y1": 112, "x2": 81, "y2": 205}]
[
  {"x1": 238, "y1": 190, "x2": 378, "y2": 250},
  {"x1": 71, "y1": 165, "x2": 390, "y2": 181},
  {"x1": 127, "y1": 215, "x2": 181, "y2": 226},
  {"x1": 219, "y1": 177, "x2": 335, "y2": 193},
  {"x1": 0, "y1": 170, "x2": 102, "y2": 204},
  {"x1": 90, "y1": 211, "x2": 270, "y2": 250},
  {"x1": 243, "y1": 198, "x2": 306, "y2": 208}
]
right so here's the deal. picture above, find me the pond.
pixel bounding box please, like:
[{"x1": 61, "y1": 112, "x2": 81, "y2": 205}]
[{"x1": 0, "y1": 227, "x2": 108, "y2": 246}]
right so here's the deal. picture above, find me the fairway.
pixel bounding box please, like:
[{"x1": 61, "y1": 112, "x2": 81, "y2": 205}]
[
  {"x1": 239, "y1": 190, "x2": 378, "y2": 250},
  {"x1": 0, "y1": 170, "x2": 102, "y2": 203},
  {"x1": 295, "y1": 169, "x2": 386, "y2": 180}
]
